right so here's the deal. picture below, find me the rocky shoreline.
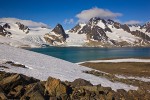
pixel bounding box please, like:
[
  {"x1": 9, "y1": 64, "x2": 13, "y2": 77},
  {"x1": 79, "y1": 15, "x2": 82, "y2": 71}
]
[{"x1": 0, "y1": 71, "x2": 150, "y2": 100}]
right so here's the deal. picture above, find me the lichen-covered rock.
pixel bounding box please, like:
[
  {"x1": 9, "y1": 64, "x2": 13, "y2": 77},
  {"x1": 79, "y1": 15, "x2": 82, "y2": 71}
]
[
  {"x1": 7, "y1": 85, "x2": 24, "y2": 99},
  {"x1": 0, "y1": 86, "x2": 7, "y2": 100},
  {"x1": 0, "y1": 73, "x2": 39, "y2": 93},
  {"x1": 71, "y1": 78, "x2": 93, "y2": 87},
  {"x1": 21, "y1": 82, "x2": 47, "y2": 100},
  {"x1": 45, "y1": 77, "x2": 68, "y2": 96}
]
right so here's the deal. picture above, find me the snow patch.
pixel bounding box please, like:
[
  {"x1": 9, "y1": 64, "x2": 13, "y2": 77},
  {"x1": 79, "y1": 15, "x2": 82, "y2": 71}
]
[
  {"x1": 116, "y1": 75, "x2": 150, "y2": 82},
  {"x1": 0, "y1": 44, "x2": 137, "y2": 91},
  {"x1": 78, "y1": 58, "x2": 150, "y2": 64}
]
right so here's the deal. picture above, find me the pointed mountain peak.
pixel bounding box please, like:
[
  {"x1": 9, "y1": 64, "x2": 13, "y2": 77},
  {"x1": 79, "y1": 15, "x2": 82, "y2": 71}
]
[
  {"x1": 89, "y1": 17, "x2": 106, "y2": 24},
  {"x1": 3, "y1": 23, "x2": 11, "y2": 29},
  {"x1": 52, "y1": 23, "x2": 68, "y2": 38},
  {"x1": 52, "y1": 24, "x2": 65, "y2": 34}
]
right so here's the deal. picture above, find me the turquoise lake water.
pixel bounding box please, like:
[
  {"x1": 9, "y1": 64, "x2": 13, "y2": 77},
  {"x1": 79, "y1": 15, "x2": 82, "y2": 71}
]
[{"x1": 28, "y1": 47, "x2": 150, "y2": 63}]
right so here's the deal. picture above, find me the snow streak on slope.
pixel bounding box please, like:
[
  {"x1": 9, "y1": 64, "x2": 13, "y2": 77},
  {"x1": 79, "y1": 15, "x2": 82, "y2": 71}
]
[
  {"x1": 77, "y1": 58, "x2": 150, "y2": 64},
  {"x1": 0, "y1": 44, "x2": 137, "y2": 91},
  {"x1": 66, "y1": 31, "x2": 87, "y2": 46},
  {"x1": 107, "y1": 25, "x2": 139, "y2": 44}
]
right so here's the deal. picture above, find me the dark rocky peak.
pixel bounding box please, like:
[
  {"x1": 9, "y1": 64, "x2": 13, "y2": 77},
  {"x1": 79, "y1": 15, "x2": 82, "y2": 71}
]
[
  {"x1": 88, "y1": 17, "x2": 106, "y2": 26},
  {"x1": 104, "y1": 27, "x2": 112, "y2": 32},
  {"x1": 113, "y1": 22, "x2": 121, "y2": 29},
  {"x1": 128, "y1": 24, "x2": 142, "y2": 30},
  {"x1": 52, "y1": 24, "x2": 68, "y2": 38},
  {"x1": 78, "y1": 24, "x2": 91, "y2": 34},
  {"x1": 78, "y1": 24, "x2": 108, "y2": 41},
  {"x1": 133, "y1": 24, "x2": 141, "y2": 27},
  {"x1": 145, "y1": 22, "x2": 150, "y2": 26},
  {"x1": 16, "y1": 22, "x2": 30, "y2": 33},
  {"x1": 3, "y1": 23, "x2": 11, "y2": 29},
  {"x1": 107, "y1": 19, "x2": 115, "y2": 25},
  {"x1": 142, "y1": 22, "x2": 150, "y2": 33},
  {"x1": 69, "y1": 23, "x2": 81, "y2": 33},
  {"x1": 131, "y1": 30, "x2": 150, "y2": 41},
  {"x1": 121, "y1": 24, "x2": 131, "y2": 33},
  {"x1": 0, "y1": 25, "x2": 11, "y2": 36}
]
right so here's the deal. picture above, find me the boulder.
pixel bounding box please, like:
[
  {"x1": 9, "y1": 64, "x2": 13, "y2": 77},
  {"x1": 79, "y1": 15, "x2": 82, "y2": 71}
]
[
  {"x1": 21, "y1": 82, "x2": 47, "y2": 100},
  {"x1": 0, "y1": 92, "x2": 7, "y2": 100},
  {"x1": 71, "y1": 88, "x2": 85, "y2": 99},
  {"x1": 7, "y1": 85, "x2": 24, "y2": 99},
  {"x1": 0, "y1": 86, "x2": 7, "y2": 99},
  {"x1": 45, "y1": 77, "x2": 68, "y2": 96},
  {"x1": 71, "y1": 78, "x2": 93, "y2": 87},
  {"x1": 0, "y1": 73, "x2": 39, "y2": 93}
]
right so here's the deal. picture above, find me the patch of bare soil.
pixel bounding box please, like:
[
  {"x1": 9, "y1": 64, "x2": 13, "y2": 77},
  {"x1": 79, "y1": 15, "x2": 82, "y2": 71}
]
[{"x1": 81, "y1": 61, "x2": 150, "y2": 97}]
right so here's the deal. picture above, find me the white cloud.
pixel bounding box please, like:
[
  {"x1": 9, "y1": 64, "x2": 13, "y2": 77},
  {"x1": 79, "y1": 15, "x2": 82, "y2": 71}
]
[
  {"x1": 76, "y1": 7, "x2": 122, "y2": 22},
  {"x1": 0, "y1": 18, "x2": 49, "y2": 27},
  {"x1": 64, "y1": 18, "x2": 74, "y2": 24},
  {"x1": 124, "y1": 20, "x2": 142, "y2": 25}
]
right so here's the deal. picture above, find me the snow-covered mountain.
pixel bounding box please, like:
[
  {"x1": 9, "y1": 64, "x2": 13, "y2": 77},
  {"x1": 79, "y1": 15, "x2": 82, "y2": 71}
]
[
  {"x1": 0, "y1": 17, "x2": 150, "y2": 47},
  {"x1": 0, "y1": 18, "x2": 51, "y2": 48},
  {"x1": 68, "y1": 17, "x2": 150, "y2": 47}
]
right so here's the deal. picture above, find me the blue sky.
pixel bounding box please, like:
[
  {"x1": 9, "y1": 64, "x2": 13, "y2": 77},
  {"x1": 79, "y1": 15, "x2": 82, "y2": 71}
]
[{"x1": 0, "y1": 0, "x2": 150, "y2": 29}]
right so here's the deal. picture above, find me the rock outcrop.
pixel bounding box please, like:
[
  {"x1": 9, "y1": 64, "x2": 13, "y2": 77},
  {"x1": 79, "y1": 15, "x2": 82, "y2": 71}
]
[
  {"x1": 69, "y1": 24, "x2": 82, "y2": 33},
  {"x1": 78, "y1": 18, "x2": 108, "y2": 42},
  {"x1": 44, "y1": 24, "x2": 68, "y2": 45},
  {"x1": 0, "y1": 71, "x2": 150, "y2": 100},
  {"x1": 0, "y1": 25, "x2": 11, "y2": 36},
  {"x1": 16, "y1": 22, "x2": 30, "y2": 34},
  {"x1": 3, "y1": 23, "x2": 11, "y2": 29}
]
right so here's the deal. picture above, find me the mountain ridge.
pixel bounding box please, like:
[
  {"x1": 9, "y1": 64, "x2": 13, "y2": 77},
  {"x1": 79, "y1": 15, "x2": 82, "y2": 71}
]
[{"x1": 0, "y1": 17, "x2": 150, "y2": 48}]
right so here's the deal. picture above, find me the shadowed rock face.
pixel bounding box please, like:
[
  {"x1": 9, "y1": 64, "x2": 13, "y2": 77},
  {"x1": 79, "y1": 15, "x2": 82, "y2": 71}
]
[
  {"x1": 16, "y1": 22, "x2": 30, "y2": 34},
  {"x1": 121, "y1": 24, "x2": 131, "y2": 33},
  {"x1": 104, "y1": 27, "x2": 112, "y2": 32},
  {"x1": 52, "y1": 24, "x2": 68, "y2": 39},
  {"x1": 145, "y1": 22, "x2": 150, "y2": 33},
  {"x1": 107, "y1": 19, "x2": 115, "y2": 25},
  {"x1": 146, "y1": 27, "x2": 150, "y2": 33},
  {"x1": 69, "y1": 24, "x2": 81, "y2": 33},
  {"x1": 78, "y1": 18, "x2": 108, "y2": 41},
  {"x1": 3, "y1": 23, "x2": 11, "y2": 29},
  {"x1": 0, "y1": 25, "x2": 11, "y2": 36},
  {"x1": 113, "y1": 22, "x2": 121, "y2": 29},
  {"x1": 89, "y1": 17, "x2": 106, "y2": 25},
  {"x1": 131, "y1": 30, "x2": 150, "y2": 41},
  {"x1": 44, "y1": 24, "x2": 68, "y2": 45}
]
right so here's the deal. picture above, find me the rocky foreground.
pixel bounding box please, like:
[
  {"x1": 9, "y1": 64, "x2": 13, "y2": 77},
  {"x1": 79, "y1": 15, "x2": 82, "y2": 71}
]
[{"x1": 0, "y1": 71, "x2": 150, "y2": 100}]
